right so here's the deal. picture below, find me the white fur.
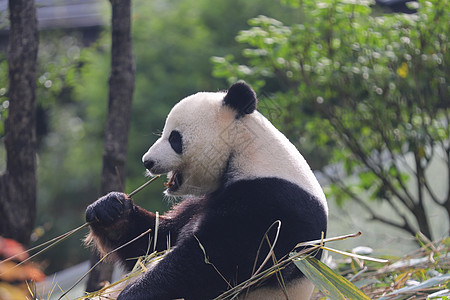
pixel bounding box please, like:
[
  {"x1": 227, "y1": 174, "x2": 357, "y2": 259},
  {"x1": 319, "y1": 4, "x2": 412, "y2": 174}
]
[
  {"x1": 143, "y1": 92, "x2": 236, "y2": 196},
  {"x1": 227, "y1": 110, "x2": 327, "y2": 213},
  {"x1": 142, "y1": 91, "x2": 328, "y2": 214}
]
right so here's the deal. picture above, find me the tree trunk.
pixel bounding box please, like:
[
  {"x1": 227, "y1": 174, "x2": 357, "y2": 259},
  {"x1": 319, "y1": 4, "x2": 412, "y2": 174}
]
[
  {"x1": 0, "y1": 0, "x2": 38, "y2": 246},
  {"x1": 86, "y1": 0, "x2": 135, "y2": 292}
]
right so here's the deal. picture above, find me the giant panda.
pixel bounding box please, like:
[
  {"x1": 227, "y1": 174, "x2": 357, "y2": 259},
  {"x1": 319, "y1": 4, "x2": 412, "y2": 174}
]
[{"x1": 85, "y1": 82, "x2": 328, "y2": 300}]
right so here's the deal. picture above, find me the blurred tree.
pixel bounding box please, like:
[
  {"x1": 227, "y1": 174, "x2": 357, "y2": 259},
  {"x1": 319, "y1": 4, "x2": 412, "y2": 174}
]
[
  {"x1": 0, "y1": 0, "x2": 38, "y2": 245},
  {"x1": 213, "y1": 0, "x2": 449, "y2": 241},
  {"x1": 85, "y1": 0, "x2": 135, "y2": 292}
]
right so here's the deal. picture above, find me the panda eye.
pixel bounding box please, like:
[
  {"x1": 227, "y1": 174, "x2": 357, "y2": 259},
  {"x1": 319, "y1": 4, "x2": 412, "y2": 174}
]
[{"x1": 169, "y1": 130, "x2": 183, "y2": 154}]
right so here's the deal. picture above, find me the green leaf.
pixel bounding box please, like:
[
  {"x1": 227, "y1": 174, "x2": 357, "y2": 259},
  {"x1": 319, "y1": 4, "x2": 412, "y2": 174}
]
[
  {"x1": 292, "y1": 255, "x2": 370, "y2": 300},
  {"x1": 358, "y1": 171, "x2": 378, "y2": 190}
]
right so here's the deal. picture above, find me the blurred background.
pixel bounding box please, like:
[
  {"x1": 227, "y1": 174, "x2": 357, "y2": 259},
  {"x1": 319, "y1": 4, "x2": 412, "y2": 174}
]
[{"x1": 0, "y1": 0, "x2": 448, "y2": 298}]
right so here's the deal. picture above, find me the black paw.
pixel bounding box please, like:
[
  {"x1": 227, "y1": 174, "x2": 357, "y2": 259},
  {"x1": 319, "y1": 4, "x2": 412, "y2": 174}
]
[{"x1": 86, "y1": 192, "x2": 133, "y2": 226}]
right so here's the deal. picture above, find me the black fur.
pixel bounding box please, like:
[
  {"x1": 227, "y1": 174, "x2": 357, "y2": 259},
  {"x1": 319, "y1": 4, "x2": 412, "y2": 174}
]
[
  {"x1": 87, "y1": 178, "x2": 327, "y2": 300},
  {"x1": 168, "y1": 130, "x2": 183, "y2": 154},
  {"x1": 223, "y1": 81, "x2": 258, "y2": 118}
]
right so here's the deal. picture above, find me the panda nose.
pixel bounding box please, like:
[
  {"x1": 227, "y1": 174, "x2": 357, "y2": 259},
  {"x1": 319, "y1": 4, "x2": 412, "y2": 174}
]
[{"x1": 143, "y1": 160, "x2": 155, "y2": 171}]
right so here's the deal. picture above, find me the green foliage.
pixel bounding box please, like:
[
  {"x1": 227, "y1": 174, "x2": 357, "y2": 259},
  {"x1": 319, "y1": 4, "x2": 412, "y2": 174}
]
[
  {"x1": 31, "y1": 32, "x2": 105, "y2": 272},
  {"x1": 212, "y1": 0, "x2": 449, "y2": 239},
  {"x1": 213, "y1": 0, "x2": 448, "y2": 163}
]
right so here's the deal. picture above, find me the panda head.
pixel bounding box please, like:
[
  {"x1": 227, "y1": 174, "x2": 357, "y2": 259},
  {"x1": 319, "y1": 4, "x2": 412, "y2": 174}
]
[{"x1": 142, "y1": 82, "x2": 258, "y2": 196}]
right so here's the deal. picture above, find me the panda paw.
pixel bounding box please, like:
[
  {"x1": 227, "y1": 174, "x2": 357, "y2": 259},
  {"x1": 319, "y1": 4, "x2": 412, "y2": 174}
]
[{"x1": 86, "y1": 192, "x2": 133, "y2": 226}]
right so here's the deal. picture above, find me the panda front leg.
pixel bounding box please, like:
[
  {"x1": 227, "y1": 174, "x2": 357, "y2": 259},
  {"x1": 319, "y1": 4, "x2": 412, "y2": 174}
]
[
  {"x1": 117, "y1": 236, "x2": 226, "y2": 300},
  {"x1": 85, "y1": 192, "x2": 158, "y2": 270},
  {"x1": 85, "y1": 193, "x2": 206, "y2": 271}
]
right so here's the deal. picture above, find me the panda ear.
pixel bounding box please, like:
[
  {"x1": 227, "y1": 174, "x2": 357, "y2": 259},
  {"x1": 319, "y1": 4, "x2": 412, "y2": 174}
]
[{"x1": 223, "y1": 81, "x2": 258, "y2": 117}]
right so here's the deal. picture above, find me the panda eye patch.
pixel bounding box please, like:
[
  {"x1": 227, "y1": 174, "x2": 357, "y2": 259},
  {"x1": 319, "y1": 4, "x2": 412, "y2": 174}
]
[{"x1": 169, "y1": 130, "x2": 183, "y2": 154}]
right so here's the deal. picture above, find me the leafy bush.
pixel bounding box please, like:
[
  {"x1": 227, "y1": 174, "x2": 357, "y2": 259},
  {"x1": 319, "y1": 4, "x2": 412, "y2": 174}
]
[{"x1": 212, "y1": 0, "x2": 449, "y2": 240}]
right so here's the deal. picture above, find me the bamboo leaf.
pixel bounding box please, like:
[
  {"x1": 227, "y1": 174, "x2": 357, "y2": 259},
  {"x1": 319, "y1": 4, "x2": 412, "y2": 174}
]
[{"x1": 292, "y1": 255, "x2": 370, "y2": 300}]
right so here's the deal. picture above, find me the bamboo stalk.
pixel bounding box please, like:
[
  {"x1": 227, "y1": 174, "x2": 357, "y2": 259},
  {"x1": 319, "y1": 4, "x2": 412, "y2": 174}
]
[{"x1": 58, "y1": 227, "x2": 154, "y2": 300}]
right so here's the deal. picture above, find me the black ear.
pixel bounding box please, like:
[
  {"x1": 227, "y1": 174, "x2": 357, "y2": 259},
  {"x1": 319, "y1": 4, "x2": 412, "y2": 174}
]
[{"x1": 223, "y1": 81, "x2": 258, "y2": 117}]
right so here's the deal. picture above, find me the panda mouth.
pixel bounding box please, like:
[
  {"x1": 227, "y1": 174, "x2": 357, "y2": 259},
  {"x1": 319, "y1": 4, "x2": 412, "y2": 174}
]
[{"x1": 164, "y1": 170, "x2": 183, "y2": 191}]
